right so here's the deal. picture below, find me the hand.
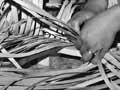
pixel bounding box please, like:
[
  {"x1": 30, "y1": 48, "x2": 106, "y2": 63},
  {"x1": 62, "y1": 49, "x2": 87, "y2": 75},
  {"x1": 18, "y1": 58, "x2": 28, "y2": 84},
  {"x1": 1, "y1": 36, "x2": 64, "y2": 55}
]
[{"x1": 76, "y1": 5, "x2": 120, "y2": 64}]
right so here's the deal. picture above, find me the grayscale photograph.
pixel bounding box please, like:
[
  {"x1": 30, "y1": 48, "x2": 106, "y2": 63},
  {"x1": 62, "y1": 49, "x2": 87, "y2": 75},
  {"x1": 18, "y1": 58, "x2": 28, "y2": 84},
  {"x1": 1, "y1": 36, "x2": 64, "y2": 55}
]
[{"x1": 0, "y1": 0, "x2": 120, "y2": 90}]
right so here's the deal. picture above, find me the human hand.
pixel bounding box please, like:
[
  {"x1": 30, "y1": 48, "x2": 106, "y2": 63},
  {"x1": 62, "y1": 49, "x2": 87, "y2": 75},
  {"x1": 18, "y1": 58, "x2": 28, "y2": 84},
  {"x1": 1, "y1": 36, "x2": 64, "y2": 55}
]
[{"x1": 76, "y1": 5, "x2": 120, "y2": 64}]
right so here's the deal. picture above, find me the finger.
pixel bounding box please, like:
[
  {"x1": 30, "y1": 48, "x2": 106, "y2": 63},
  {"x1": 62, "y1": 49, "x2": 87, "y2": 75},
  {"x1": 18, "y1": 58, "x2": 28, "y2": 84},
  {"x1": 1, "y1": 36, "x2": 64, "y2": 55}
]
[{"x1": 82, "y1": 51, "x2": 94, "y2": 62}]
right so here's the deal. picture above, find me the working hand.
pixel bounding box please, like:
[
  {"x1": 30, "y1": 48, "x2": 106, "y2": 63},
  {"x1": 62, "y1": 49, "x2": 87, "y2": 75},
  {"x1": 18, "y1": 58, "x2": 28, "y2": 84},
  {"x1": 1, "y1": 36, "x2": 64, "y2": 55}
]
[{"x1": 77, "y1": 5, "x2": 120, "y2": 64}]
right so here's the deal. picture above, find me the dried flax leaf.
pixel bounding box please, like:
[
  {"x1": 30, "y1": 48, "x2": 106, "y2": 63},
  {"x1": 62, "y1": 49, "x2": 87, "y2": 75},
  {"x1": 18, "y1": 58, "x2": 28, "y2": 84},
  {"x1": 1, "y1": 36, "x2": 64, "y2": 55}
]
[
  {"x1": 8, "y1": 39, "x2": 45, "y2": 53},
  {"x1": 9, "y1": 6, "x2": 19, "y2": 34},
  {"x1": 102, "y1": 59, "x2": 120, "y2": 78},
  {"x1": 33, "y1": 0, "x2": 43, "y2": 36},
  {"x1": 26, "y1": 84, "x2": 70, "y2": 90},
  {"x1": 19, "y1": 0, "x2": 36, "y2": 35},
  {"x1": 68, "y1": 72, "x2": 115, "y2": 89},
  {"x1": 27, "y1": 63, "x2": 95, "y2": 78},
  {"x1": 24, "y1": 77, "x2": 53, "y2": 90},
  {"x1": 25, "y1": 78, "x2": 77, "y2": 90},
  {"x1": 45, "y1": 73, "x2": 76, "y2": 83},
  {"x1": 105, "y1": 53, "x2": 120, "y2": 69},
  {"x1": 0, "y1": 45, "x2": 22, "y2": 69},
  {"x1": 16, "y1": 41, "x2": 71, "y2": 64},
  {"x1": 53, "y1": 0, "x2": 75, "y2": 37},
  {"x1": 4, "y1": 35, "x2": 22, "y2": 41},
  {"x1": 67, "y1": 84, "x2": 108, "y2": 90},
  {"x1": 34, "y1": 21, "x2": 41, "y2": 36},
  {"x1": 41, "y1": 28, "x2": 63, "y2": 37},
  {"x1": 11, "y1": 0, "x2": 57, "y2": 20},
  {"x1": 0, "y1": 72, "x2": 22, "y2": 78},
  {"x1": 0, "y1": 16, "x2": 9, "y2": 33},
  {"x1": 68, "y1": 5, "x2": 77, "y2": 22},
  {"x1": 111, "y1": 53, "x2": 120, "y2": 61},
  {"x1": 8, "y1": 37, "x2": 60, "y2": 53},
  {"x1": 74, "y1": 84, "x2": 111, "y2": 90},
  {"x1": 61, "y1": 0, "x2": 75, "y2": 23},
  {"x1": 39, "y1": 29, "x2": 43, "y2": 36},
  {"x1": 29, "y1": 21, "x2": 35, "y2": 36},
  {"x1": 4, "y1": 35, "x2": 44, "y2": 48},
  {"x1": 0, "y1": 19, "x2": 26, "y2": 34},
  {"x1": 32, "y1": 8, "x2": 78, "y2": 38},
  {"x1": 11, "y1": 0, "x2": 79, "y2": 38},
  {"x1": 0, "y1": 41, "x2": 73, "y2": 58},
  {"x1": 49, "y1": 73, "x2": 100, "y2": 85},
  {"x1": 0, "y1": 86, "x2": 27, "y2": 90},
  {"x1": 56, "y1": 0, "x2": 69, "y2": 19},
  {"x1": 0, "y1": 15, "x2": 7, "y2": 31},
  {"x1": 0, "y1": 79, "x2": 20, "y2": 90},
  {"x1": 0, "y1": 2, "x2": 10, "y2": 17},
  {"x1": 23, "y1": 0, "x2": 33, "y2": 35},
  {"x1": 14, "y1": 77, "x2": 50, "y2": 86},
  {"x1": 0, "y1": 68, "x2": 34, "y2": 74},
  {"x1": 97, "y1": 53, "x2": 116, "y2": 90},
  {"x1": 0, "y1": 75, "x2": 21, "y2": 86},
  {"x1": 34, "y1": 84, "x2": 76, "y2": 90},
  {"x1": 19, "y1": 12, "x2": 27, "y2": 34},
  {"x1": 47, "y1": 0, "x2": 62, "y2": 7},
  {"x1": 24, "y1": 15, "x2": 33, "y2": 35}
]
